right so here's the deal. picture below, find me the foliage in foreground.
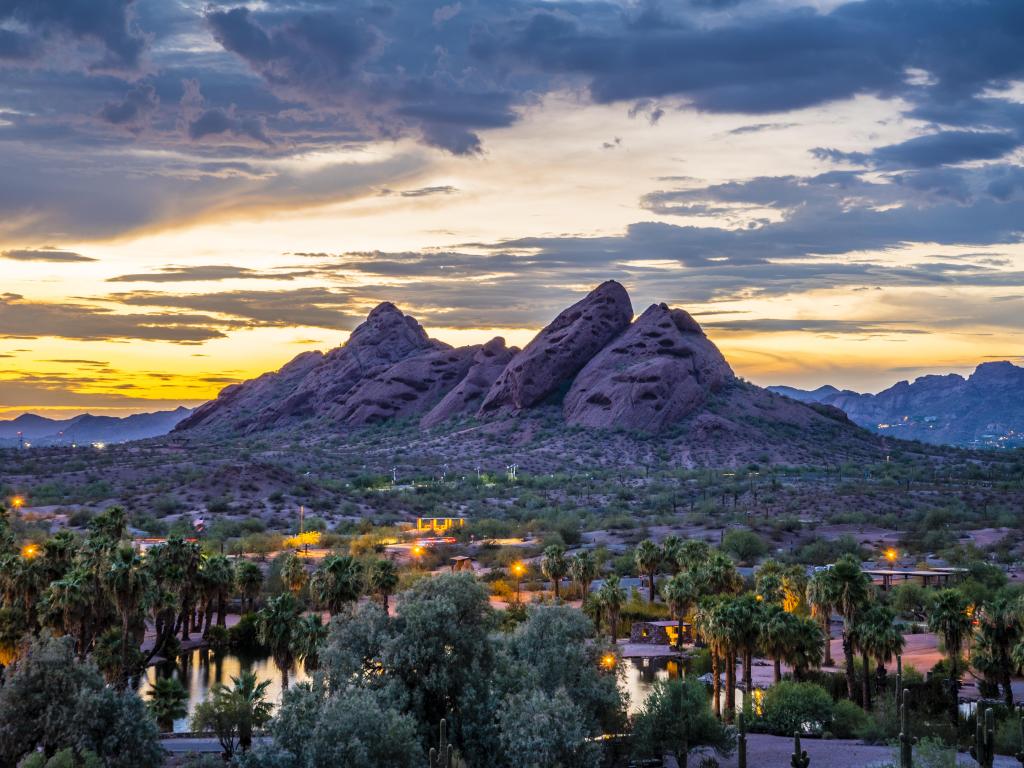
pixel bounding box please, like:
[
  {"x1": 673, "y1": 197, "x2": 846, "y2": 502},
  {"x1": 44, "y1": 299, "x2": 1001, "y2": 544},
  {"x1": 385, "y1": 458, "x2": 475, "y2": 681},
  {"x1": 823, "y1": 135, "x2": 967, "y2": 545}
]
[{"x1": 0, "y1": 634, "x2": 163, "y2": 768}]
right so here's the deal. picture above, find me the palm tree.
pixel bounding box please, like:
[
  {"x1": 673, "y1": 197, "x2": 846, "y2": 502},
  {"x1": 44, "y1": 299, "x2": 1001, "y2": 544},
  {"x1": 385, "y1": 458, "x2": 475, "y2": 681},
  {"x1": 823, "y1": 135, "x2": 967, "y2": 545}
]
[
  {"x1": 310, "y1": 554, "x2": 364, "y2": 615},
  {"x1": 806, "y1": 571, "x2": 836, "y2": 667},
  {"x1": 928, "y1": 589, "x2": 972, "y2": 723},
  {"x1": 280, "y1": 552, "x2": 308, "y2": 598},
  {"x1": 228, "y1": 670, "x2": 273, "y2": 753},
  {"x1": 784, "y1": 615, "x2": 825, "y2": 682},
  {"x1": 975, "y1": 596, "x2": 1022, "y2": 707},
  {"x1": 662, "y1": 573, "x2": 697, "y2": 650},
  {"x1": 852, "y1": 604, "x2": 903, "y2": 710},
  {"x1": 635, "y1": 540, "x2": 662, "y2": 603},
  {"x1": 694, "y1": 551, "x2": 743, "y2": 597},
  {"x1": 541, "y1": 545, "x2": 568, "y2": 601},
  {"x1": 41, "y1": 531, "x2": 78, "y2": 582},
  {"x1": 676, "y1": 540, "x2": 712, "y2": 574},
  {"x1": 256, "y1": 593, "x2": 301, "y2": 689},
  {"x1": 568, "y1": 551, "x2": 598, "y2": 601},
  {"x1": 42, "y1": 567, "x2": 92, "y2": 657},
  {"x1": 146, "y1": 676, "x2": 189, "y2": 731},
  {"x1": 695, "y1": 598, "x2": 729, "y2": 719},
  {"x1": 235, "y1": 560, "x2": 263, "y2": 614},
  {"x1": 598, "y1": 574, "x2": 625, "y2": 643},
  {"x1": 824, "y1": 555, "x2": 872, "y2": 704},
  {"x1": 760, "y1": 604, "x2": 798, "y2": 684},
  {"x1": 202, "y1": 555, "x2": 235, "y2": 630},
  {"x1": 106, "y1": 545, "x2": 153, "y2": 681},
  {"x1": 368, "y1": 559, "x2": 399, "y2": 613},
  {"x1": 729, "y1": 595, "x2": 762, "y2": 707},
  {"x1": 290, "y1": 613, "x2": 327, "y2": 671},
  {"x1": 661, "y1": 535, "x2": 684, "y2": 576}
]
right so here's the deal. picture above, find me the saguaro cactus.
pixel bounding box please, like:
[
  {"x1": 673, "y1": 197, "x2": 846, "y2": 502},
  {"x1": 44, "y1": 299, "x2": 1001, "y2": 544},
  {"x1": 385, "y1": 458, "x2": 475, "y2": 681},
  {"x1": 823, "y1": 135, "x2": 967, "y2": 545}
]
[
  {"x1": 429, "y1": 719, "x2": 454, "y2": 768},
  {"x1": 970, "y1": 708, "x2": 995, "y2": 768},
  {"x1": 895, "y1": 655, "x2": 903, "y2": 703},
  {"x1": 791, "y1": 732, "x2": 810, "y2": 768},
  {"x1": 737, "y1": 711, "x2": 747, "y2": 768},
  {"x1": 898, "y1": 688, "x2": 914, "y2": 768}
]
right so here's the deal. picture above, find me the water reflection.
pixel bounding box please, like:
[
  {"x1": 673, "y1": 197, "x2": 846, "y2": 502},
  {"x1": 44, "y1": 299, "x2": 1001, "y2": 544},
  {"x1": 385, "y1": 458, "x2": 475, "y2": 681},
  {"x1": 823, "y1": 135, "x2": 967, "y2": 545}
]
[
  {"x1": 142, "y1": 650, "x2": 754, "y2": 733},
  {"x1": 619, "y1": 655, "x2": 754, "y2": 716},
  {"x1": 137, "y1": 650, "x2": 309, "y2": 734}
]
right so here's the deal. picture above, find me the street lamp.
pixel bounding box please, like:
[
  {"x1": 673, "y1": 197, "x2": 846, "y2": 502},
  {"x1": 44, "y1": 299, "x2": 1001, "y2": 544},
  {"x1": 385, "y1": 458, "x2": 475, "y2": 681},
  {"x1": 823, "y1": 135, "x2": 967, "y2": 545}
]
[
  {"x1": 10, "y1": 496, "x2": 24, "y2": 512},
  {"x1": 885, "y1": 548, "x2": 899, "y2": 564},
  {"x1": 20, "y1": 543, "x2": 39, "y2": 560},
  {"x1": 600, "y1": 652, "x2": 617, "y2": 671},
  {"x1": 511, "y1": 562, "x2": 526, "y2": 603}
]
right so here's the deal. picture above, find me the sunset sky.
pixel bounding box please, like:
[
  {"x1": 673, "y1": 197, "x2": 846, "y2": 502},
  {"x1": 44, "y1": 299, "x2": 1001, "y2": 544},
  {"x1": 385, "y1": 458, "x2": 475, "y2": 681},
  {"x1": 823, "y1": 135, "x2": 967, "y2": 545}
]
[{"x1": 3, "y1": 0, "x2": 1024, "y2": 418}]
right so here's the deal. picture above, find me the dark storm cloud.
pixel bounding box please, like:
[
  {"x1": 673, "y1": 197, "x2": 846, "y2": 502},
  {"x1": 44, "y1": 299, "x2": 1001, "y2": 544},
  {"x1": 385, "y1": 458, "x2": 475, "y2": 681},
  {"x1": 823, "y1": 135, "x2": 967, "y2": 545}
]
[
  {"x1": 0, "y1": 294, "x2": 229, "y2": 342},
  {"x1": 114, "y1": 287, "x2": 364, "y2": 331},
  {"x1": 0, "y1": 0, "x2": 147, "y2": 71},
  {"x1": 815, "y1": 130, "x2": 1024, "y2": 169},
  {"x1": 1, "y1": 248, "x2": 95, "y2": 262},
  {"x1": 107, "y1": 265, "x2": 313, "y2": 283},
  {"x1": 99, "y1": 83, "x2": 158, "y2": 127}
]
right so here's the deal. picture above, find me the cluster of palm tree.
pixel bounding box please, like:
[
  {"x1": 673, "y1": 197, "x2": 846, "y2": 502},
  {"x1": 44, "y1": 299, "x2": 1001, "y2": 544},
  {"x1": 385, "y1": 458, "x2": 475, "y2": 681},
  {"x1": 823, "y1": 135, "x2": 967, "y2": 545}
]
[
  {"x1": 256, "y1": 552, "x2": 399, "y2": 687},
  {"x1": 0, "y1": 506, "x2": 265, "y2": 683}
]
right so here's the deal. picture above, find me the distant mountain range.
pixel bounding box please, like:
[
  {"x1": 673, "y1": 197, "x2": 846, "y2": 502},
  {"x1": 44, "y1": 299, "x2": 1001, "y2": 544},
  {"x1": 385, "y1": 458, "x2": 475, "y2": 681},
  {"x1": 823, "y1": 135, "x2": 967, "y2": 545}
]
[
  {"x1": 768, "y1": 361, "x2": 1024, "y2": 447},
  {"x1": 0, "y1": 407, "x2": 193, "y2": 447}
]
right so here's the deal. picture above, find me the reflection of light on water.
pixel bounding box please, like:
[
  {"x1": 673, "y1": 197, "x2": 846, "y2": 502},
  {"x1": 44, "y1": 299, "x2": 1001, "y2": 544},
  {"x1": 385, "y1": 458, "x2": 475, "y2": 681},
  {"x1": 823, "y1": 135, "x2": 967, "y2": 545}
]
[
  {"x1": 618, "y1": 656, "x2": 755, "y2": 718},
  {"x1": 137, "y1": 650, "x2": 309, "y2": 733}
]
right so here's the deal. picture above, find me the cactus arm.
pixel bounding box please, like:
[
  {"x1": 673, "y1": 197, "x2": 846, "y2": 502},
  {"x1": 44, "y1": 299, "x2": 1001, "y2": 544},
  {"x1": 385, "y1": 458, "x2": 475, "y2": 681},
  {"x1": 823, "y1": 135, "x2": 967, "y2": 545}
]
[{"x1": 791, "y1": 732, "x2": 810, "y2": 768}]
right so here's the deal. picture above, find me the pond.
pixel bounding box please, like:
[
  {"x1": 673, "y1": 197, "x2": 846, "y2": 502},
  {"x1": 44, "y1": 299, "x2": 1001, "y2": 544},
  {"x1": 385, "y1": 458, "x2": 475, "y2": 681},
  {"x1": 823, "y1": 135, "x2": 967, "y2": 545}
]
[
  {"x1": 141, "y1": 651, "x2": 751, "y2": 733},
  {"x1": 137, "y1": 650, "x2": 310, "y2": 733}
]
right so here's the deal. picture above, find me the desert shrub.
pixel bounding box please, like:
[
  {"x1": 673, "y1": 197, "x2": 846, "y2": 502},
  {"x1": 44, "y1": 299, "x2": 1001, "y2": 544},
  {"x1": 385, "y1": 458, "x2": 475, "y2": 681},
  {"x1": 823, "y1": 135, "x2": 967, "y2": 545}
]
[
  {"x1": 757, "y1": 681, "x2": 833, "y2": 736},
  {"x1": 721, "y1": 530, "x2": 768, "y2": 564},
  {"x1": 831, "y1": 698, "x2": 870, "y2": 738}
]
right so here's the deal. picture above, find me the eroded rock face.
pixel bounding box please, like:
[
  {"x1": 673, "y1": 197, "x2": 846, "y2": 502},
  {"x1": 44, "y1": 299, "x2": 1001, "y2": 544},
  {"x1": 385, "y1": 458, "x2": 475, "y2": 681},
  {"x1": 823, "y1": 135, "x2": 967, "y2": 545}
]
[
  {"x1": 422, "y1": 337, "x2": 517, "y2": 428},
  {"x1": 480, "y1": 281, "x2": 633, "y2": 412},
  {"x1": 175, "y1": 303, "x2": 437, "y2": 432},
  {"x1": 337, "y1": 345, "x2": 477, "y2": 426},
  {"x1": 175, "y1": 350, "x2": 325, "y2": 431},
  {"x1": 563, "y1": 303, "x2": 734, "y2": 432}
]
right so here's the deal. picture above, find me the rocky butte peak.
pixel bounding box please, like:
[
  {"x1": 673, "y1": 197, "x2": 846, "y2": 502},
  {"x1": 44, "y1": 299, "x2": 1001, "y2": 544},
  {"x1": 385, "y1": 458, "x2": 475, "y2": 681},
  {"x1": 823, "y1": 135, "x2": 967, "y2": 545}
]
[
  {"x1": 421, "y1": 337, "x2": 517, "y2": 427},
  {"x1": 563, "y1": 302, "x2": 734, "y2": 432},
  {"x1": 345, "y1": 301, "x2": 433, "y2": 351},
  {"x1": 479, "y1": 280, "x2": 633, "y2": 412}
]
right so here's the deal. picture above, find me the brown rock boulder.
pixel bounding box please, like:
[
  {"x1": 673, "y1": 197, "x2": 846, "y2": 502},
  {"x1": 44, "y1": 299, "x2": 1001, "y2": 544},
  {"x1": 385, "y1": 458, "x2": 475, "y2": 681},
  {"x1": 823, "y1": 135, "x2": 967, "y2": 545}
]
[
  {"x1": 480, "y1": 281, "x2": 633, "y2": 412},
  {"x1": 563, "y1": 303, "x2": 733, "y2": 432},
  {"x1": 336, "y1": 345, "x2": 477, "y2": 426},
  {"x1": 421, "y1": 337, "x2": 517, "y2": 428}
]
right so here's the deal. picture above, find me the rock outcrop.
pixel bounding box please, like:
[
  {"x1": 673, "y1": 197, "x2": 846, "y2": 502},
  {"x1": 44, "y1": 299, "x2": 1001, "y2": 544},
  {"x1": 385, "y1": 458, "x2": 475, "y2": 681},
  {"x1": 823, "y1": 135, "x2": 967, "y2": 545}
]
[
  {"x1": 337, "y1": 345, "x2": 477, "y2": 425},
  {"x1": 564, "y1": 303, "x2": 733, "y2": 431},
  {"x1": 421, "y1": 337, "x2": 517, "y2": 428},
  {"x1": 479, "y1": 281, "x2": 633, "y2": 413}
]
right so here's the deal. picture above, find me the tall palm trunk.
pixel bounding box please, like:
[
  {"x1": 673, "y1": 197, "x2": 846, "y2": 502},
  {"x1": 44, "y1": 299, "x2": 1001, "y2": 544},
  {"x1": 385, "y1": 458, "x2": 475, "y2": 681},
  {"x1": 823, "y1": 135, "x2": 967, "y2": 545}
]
[
  {"x1": 773, "y1": 656, "x2": 782, "y2": 684},
  {"x1": 743, "y1": 649, "x2": 753, "y2": 697},
  {"x1": 217, "y1": 591, "x2": 227, "y2": 627},
  {"x1": 861, "y1": 649, "x2": 872, "y2": 710},
  {"x1": 711, "y1": 652, "x2": 721, "y2": 718},
  {"x1": 725, "y1": 651, "x2": 736, "y2": 722},
  {"x1": 842, "y1": 624, "x2": 856, "y2": 702},
  {"x1": 822, "y1": 614, "x2": 833, "y2": 666},
  {"x1": 648, "y1": 573, "x2": 655, "y2": 603},
  {"x1": 203, "y1": 599, "x2": 214, "y2": 636}
]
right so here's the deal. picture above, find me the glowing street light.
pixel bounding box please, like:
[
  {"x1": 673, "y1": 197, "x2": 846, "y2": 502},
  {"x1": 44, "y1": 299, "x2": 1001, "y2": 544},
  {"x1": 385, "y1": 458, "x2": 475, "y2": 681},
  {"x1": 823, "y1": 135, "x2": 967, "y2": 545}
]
[
  {"x1": 21, "y1": 543, "x2": 40, "y2": 560},
  {"x1": 600, "y1": 652, "x2": 617, "y2": 671},
  {"x1": 885, "y1": 548, "x2": 899, "y2": 564},
  {"x1": 10, "y1": 496, "x2": 24, "y2": 511},
  {"x1": 511, "y1": 562, "x2": 526, "y2": 603}
]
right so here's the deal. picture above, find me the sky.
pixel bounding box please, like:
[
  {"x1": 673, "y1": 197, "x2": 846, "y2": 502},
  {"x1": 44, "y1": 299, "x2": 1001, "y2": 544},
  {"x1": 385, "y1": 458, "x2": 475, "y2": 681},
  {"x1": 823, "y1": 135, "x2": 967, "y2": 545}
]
[{"x1": 2, "y1": 0, "x2": 1024, "y2": 418}]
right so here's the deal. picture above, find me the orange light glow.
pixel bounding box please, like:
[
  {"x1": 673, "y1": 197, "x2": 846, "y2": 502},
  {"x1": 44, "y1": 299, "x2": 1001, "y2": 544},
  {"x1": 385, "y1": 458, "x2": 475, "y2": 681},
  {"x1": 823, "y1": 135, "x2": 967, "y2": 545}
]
[
  {"x1": 21, "y1": 544, "x2": 39, "y2": 559},
  {"x1": 885, "y1": 548, "x2": 898, "y2": 563},
  {"x1": 10, "y1": 496, "x2": 24, "y2": 510},
  {"x1": 511, "y1": 562, "x2": 526, "y2": 577},
  {"x1": 600, "y1": 653, "x2": 617, "y2": 670},
  {"x1": 412, "y1": 545, "x2": 425, "y2": 557}
]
